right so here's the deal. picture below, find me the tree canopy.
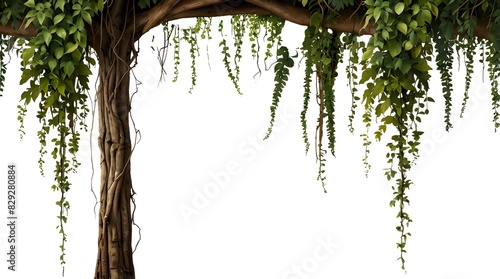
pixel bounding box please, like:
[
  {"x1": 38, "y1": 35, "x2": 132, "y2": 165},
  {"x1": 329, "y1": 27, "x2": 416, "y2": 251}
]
[{"x1": 1, "y1": 0, "x2": 500, "y2": 278}]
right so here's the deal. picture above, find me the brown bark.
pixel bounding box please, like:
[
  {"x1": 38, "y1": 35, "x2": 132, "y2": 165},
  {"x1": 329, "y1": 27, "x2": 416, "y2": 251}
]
[
  {"x1": 91, "y1": 2, "x2": 136, "y2": 278},
  {"x1": 0, "y1": 20, "x2": 36, "y2": 37}
]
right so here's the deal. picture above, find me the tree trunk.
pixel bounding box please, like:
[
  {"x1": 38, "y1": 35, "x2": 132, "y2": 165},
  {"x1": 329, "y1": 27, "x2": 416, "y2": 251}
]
[{"x1": 92, "y1": 8, "x2": 136, "y2": 279}]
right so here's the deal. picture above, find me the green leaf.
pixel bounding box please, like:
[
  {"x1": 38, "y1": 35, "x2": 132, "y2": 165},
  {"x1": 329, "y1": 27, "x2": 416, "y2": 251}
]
[
  {"x1": 55, "y1": 0, "x2": 65, "y2": 11},
  {"x1": 372, "y1": 80, "x2": 385, "y2": 98},
  {"x1": 24, "y1": 0, "x2": 35, "y2": 8},
  {"x1": 42, "y1": 31, "x2": 52, "y2": 46},
  {"x1": 76, "y1": 64, "x2": 92, "y2": 75},
  {"x1": 63, "y1": 62, "x2": 75, "y2": 76},
  {"x1": 55, "y1": 47, "x2": 64, "y2": 59},
  {"x1": 37, "y1": 11, "x2": 46, "y2": 25},
  {"x1": 417, "y1": 9, "x2": 432, "y2": 25},
  {"x1": 362, "y1": 46, "x2": 374, "y2": 61},
  {"x1": 40, "y1": 77, "x2": 49, "y2": 92},
  {"x1": 396, "y1": 22, "x2": 408, "y2": 35},
  {"x1": 81, "y1": 11, "x2": 92, "y2": 24},
  {"x1": 428, "y1": 3, "x2": 438, "y2": 17},
  {"x1": 97, "y1": 0, "x2": 104, "y2": 11},
  {"x1": 411, "y1": 44, "x2": 421, "y2": 57},
  {"x1": 64, "y1": 42, "x2": 78, "y2": 54},
  {"x1": 20, "y1": 71, "x2": 32, "y2": 85},
  {"x1": 395, "y1": 2, "x2": 405, "y2": 15},
  {"x1": 310, "y1": 11, "x2": 322, "y2": 27},
  {"x1": 388, "y1": 40, "x2": 402, "y2": 57},
  {"x1": 45, "y1": 92, "x2": 57, "y2": 108},
  {"x1": 48, "y1": 59, "x2": 58, "y2": 71},
  {"x1": 56, "y1": 28, "x2": 67, "y2": 39},
  {"x1": 57, "y1": 82, "x2": 67, "y2": 95},
  {"x1": 403, "y1": 40, "x2": 413, "y2": 51},
  {"x1": 376, "y1": 99, "x2": 391, "y2": 116},
  {"x1": 21, "y1": 47, "x2": 35, "y2": 65},
  {"x1": 31, "y1": 86, "x2": 41, "y2": 102},
  {"x1": 414, "y1": 59, "x2": 432, "y2": 72},
  {"x1": 53, "y1": 13, "x2": 65, "y2": 25},
  {"x1": 382, "y1": 29, "x2": 389, "y2": 40},
  {"x1": 374, "y1": 7, "x2": 382, "y2": 22},
  {"x1": 360, "y1": 67, "x2": 375, "y2": 83}
]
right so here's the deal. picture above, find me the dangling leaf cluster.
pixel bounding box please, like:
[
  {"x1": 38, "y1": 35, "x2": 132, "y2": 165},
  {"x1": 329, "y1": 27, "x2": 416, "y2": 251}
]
[{"x1": 1, "y1": 0, "x2": 103, "y2": 269}]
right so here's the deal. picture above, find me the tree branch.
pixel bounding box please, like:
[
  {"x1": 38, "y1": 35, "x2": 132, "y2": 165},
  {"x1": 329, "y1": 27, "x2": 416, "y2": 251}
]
[
  {"x1": 136, "y1": 0, "x2": 182, "y2": 35},
  {"x1": 135, "y1": 0, "x2": 233, "y2": 37},
  {"x1": 0, "y1": 21, "x2": 36, "y2": 37},
  {"x1": 245, "y1": 0, "x2": 376, "y2": 35},
  {"x1": 166, "y1": 2, "x2": 271, "y2": 21}
]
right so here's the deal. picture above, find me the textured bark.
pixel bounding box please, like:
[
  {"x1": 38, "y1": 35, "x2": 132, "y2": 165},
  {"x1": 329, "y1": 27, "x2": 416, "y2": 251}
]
[
  {"x1": 94, "y1": 47, "x2": 135, "y2": 279},
  {"x1": 92, "y1": 2, "x2": 136, "y2": 278}
]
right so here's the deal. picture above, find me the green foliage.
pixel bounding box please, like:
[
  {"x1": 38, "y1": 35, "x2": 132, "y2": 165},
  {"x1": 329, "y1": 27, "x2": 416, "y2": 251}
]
[
  {"x1": 486, "y1": 41, "x2": 500, "y2": 131},
  {"x1": 218, "y1": 19, "x2": 242, "y2": 95},
  {"x1": 1, "y1": 0, "x2": 101, "y2": 270},
  {"x1": 362, "y1": 0, "x2": 436, "y2": 269},
  {"x1": 168, "y1": 24, "x2": 181, "y2": 82},
  {"x1": 264, "y1": 46, "x2": 295, "y2": 139},
  {"x1": 300, "y1": 53, "x2": 313, "y2": 154},
  {"x1": 459, "y1": 37, "x2": 477, "y2": 117},
  {"x1": 344, "y1": 34, "x2": 363, "y2": 134},
  {"x1": 138, "y1": 0, "x2": 159, "y2": 10},
  {"x1": 434, "y1": 24, "x2": 454, "y2": 130},
  {"x1": 328, "y1": 0, "x2": 356, "y2": 11},
  {"x1": 182, "y1": 27, "x2": 199, "y2": 93}
]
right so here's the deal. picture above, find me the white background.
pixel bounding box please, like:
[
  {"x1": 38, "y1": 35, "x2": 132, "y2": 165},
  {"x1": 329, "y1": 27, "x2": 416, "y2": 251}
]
[{"x1": 1, "y1": 18, "x2": 500, "y2": 279}]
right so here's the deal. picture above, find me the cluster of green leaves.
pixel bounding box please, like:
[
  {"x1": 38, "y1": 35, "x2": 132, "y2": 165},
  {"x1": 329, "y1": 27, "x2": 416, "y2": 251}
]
[
  {"x1": 361, "y1": 0, "x2": 437, "y2": 269},
  {"x1": 218, "y1": 18, "x2": 242, "y2": 94},
  {"x1": 433, "y1": 0, "x2": 500, "y2": 130},
  {"x1": 433, "y1": 22, "x2": 454, "y2": 130},
  {"x1": 301, "y1": 13, "x2": 345, "y2": 192},
  {"x1": 264, "y1": 45, "x2": 295, "y2": 139},
  {"x1": 164, "y1": 17, "x2": 212, "y2": 88},
  {"x1": 344, "y1": 34, "x2": 363, "y2": 134},
  {"x1": 0, "y1": 0, "x2": 103, "y2": 270}
]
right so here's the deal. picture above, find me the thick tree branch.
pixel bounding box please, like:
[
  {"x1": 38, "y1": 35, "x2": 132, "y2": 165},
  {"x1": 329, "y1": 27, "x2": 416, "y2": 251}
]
[
  {"x1": 0, "y1": 21, "x2": 36, "y2": 37},
  {"x1": 166, "y1": 2, "x2": 271, "y2": 21},
  {"x1": 245, "y1": 0, "x2": 376, "y2": 35},
  {"x1": 135, "y1": 0, "x2": 233, "y2": 36},
  {"x1": 136, "y1": 0, "x2": 182, "y2": 34}
]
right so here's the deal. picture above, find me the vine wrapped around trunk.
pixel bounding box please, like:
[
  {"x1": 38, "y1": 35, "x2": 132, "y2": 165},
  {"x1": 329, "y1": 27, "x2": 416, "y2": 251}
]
[{"x1": 91, "y1": 4, "x2": 136, "y2": 278}]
